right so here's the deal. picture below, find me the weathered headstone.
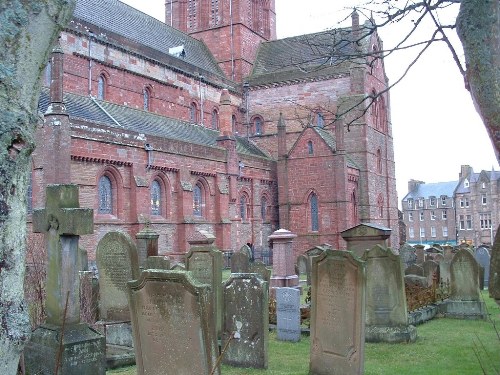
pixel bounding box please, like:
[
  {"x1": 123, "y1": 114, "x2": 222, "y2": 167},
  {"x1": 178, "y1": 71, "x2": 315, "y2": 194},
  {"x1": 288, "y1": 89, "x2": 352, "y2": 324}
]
[
  {"x1": 423, "y1": 260, "x2": 440, "y2": 287},
  {"x1": 231, "y1": 250, "x2": 250, "y2": 273},
  {"x1": 128, "y1": 270, "x2": 219, "y2": 375},
  {"x1": 306, "y1": 245, "x2": 329, "y2": 286},
  {"x1": 25, "y1": 184, "x2": 105, "y2": 375},
  {"x1": 145, "y1": 255, "x2": 170, "y2": 270},
  {"x1": 399, "y1": 243, "x2": 417, "y2": 269},
  {"x1": 475, "y1": 246, "x2": 491, "y2": 288},
  {"x1": 309, "y1": 250, "x2": 365, "y2": 375},
  {"x1": 269, "y1": 229, "x2": 299, "y2": 288},
  {"x1": 439, "y1": 260, "x2": 451, "y2": 284},
  {"x1": 297, "y1": 254, "x2": 308, "y2": 275},
  {"x1": 341, "y1": 223, "x2": 392, "y2": 258},
  {"x1": 250, "y1": 260, "x2": 271, "y2": 284},
  {"x1": 442, "y1": 249, "x2": 486, "y2": 319},
  {"x1": 96, "y1": 231, "x2": 139, "y2": 321},
  {"x1": 414, "y1": 245, "x2": 425, "y2": 265},
  {"x1": 405, "y1": 264, "x2": 424, "y2": 276},
  {"x1": 362, "y1": 246, "x2": 417, "y2": 343},
  {"x1": 135, "y1": 225, "x2": 160, "y2": 267},
  {"x1": 443, "y1": 245, "x2": 455, "y2": 261},
  {"x1": 489, "y1": 227, "x2": 500, "y2": 300},
  {"x1": 186, "y1": 230, "x2": 223, "y2": 337},
  {"x1": 222, "y1": 273, "x2": 268, "y2": 369},
  {"x1": 276, "y1": 287, "x2": 301, "y2": 342},
  {"x1": 239, "y1": 243, "x2": 253, "y2": 261}
]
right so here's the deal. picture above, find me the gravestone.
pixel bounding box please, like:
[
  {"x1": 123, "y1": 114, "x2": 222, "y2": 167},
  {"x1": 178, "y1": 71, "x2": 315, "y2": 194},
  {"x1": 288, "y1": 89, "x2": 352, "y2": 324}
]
[
  {"x1": 135, "y1": 225, "x2": 160, "y2": 267},
  {"x1": 405, "y1": 264, "x2": 424, "y2": 276},
  {"x1": 231, "y1": 250, "x2": 250, "y2": 273},
  {"x1": 442, "y1": 249, "x2": 486, "y2": 319},
  {"x1": 439, "y1": 260, "x2": 451, "y2": 284},
  {"x1": 414, "y1": 245, "x2": 425, "y2": 265},
  {"x1": 305, "y1": 245, "x2": 328, "y2": 286},
  {"x1": 128, "y1": 270, "x2": 219, "y2": 375},
  {"x1": 276, "y1": 287, "x2": 301, "y2": 342},
  {"x1": 309, "y1": 250, "x2": 365, "y2": 375},
  {"x1": 296, "y1": 254, "x2": 308, "y2": 278},
  {"x1": 443, "y1": 245, "x2": 455, "y2": 261},
  {"x1": 222, "y1": 273, "x2": 268, "y2": 369},
  {"x1": 269, "y1": 229, "x2": 299, "y2": 288},
  {"x1": 239, "y1": 243, "x2": 253, "y2": 261},
  {"x1": 423, "y1": 260, "x2": 440, "y2": 287},
  {"x1": 250, "y1": 260, "x2": 271, "y2": 284},
  {"x1": 186, "y1": 230, "x2": 223, "y2": 338},
  {"x1": 25, "y1": 184, "x2": 105, "y2": 375},
  {"x1": 341, "y1": 223, "x2": 392, "y2": 258},
  {"x1": 362, "y1": 246, "x2": 417, "y2": 343},
  {"x1": 489, "y1": 228, "x2": 500, "y2": 300},
  {"x1": 399, "y1": 243, "x2": 417, "y2": 269},
  {"x1": 145, "y1": 255, "x2": 170, "y2": 270},
  {"x1": 475, "y1": 246, "x2": 490, "y2": 288},
  {"x1": 96, "y1": 231, "x2": 139, "y2": 321}
]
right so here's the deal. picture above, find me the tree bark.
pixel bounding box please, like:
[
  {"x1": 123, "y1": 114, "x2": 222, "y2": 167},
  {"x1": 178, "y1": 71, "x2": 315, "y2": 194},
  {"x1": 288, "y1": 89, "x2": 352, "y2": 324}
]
[
  {"x1": 0, "y1": 2, "x2": 75, "y2": 374},
  {"x1": 457, "y1": 0, "x2": 500, "y2": 161}
]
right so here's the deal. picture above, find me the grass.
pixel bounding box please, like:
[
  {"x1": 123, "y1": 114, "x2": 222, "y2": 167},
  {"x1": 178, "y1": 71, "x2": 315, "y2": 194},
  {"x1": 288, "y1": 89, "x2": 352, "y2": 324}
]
[{"x1": 107, "y1": 293, "x2": 500, "y2": 375}]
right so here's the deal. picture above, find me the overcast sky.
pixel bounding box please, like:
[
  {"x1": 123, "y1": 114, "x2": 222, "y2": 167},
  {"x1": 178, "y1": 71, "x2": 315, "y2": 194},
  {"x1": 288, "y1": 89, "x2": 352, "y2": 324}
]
[{"x1": 120, "y1": 0, "x2": 499, "y2": 206}]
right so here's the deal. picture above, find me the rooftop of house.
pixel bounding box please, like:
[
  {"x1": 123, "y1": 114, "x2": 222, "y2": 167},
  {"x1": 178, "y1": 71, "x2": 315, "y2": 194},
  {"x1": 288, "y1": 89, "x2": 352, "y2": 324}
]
[{"x1": 402, "y1": 181, "x2": 458, "y2": 202}]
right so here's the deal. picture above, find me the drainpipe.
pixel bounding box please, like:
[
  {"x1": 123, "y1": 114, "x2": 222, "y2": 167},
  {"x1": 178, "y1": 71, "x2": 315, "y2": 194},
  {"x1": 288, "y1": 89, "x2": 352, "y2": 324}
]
[{"x1": 88, "y1": 31, "x2": 93, "y2": 95}]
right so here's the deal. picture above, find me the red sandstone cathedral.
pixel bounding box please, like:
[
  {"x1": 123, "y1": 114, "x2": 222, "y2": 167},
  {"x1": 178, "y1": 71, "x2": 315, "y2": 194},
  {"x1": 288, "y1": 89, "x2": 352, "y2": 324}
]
[{"x1": 30, "y1": 0, "x2": 399, "y2": 260}]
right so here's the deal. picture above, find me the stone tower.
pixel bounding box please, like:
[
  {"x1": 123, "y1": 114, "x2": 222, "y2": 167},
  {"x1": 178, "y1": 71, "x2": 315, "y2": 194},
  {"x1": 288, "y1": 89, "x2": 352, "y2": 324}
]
[{"x1": 165, "y1": 0, "x2": 277, "y2": 82}]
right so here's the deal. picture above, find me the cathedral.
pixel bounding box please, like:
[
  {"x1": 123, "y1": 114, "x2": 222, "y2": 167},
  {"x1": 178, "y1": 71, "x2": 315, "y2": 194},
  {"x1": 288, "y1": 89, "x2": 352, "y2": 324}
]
[{"x1": 30, "y1": 0, "x2": 399, "y2": 260}]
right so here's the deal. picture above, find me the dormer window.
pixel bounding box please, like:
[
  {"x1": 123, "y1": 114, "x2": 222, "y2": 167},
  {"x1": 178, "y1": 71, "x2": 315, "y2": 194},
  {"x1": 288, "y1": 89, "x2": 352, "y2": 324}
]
[{"x1": 464, "y1": 178, "x2": 469, "y2": 188}]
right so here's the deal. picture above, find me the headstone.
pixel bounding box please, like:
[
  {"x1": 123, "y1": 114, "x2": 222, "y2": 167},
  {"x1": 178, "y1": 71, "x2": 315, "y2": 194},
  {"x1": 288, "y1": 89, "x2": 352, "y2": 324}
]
[
  {"x1": 250, "y1": 260, "x2": 271, "y2": 284},
  {"x1": 414, "y1": 245, "x2": 425, "y2": 265},
  {"x1": 276, "y1": 287, "x2": 301, "y2": 342},
  {"x1": 186, "y1": 230, "x2": 223, "y2": 338},
  {"x1": 422, "y1": 260, "x2": 440, "y2": 287},
  {"x1": 362, "y1": 246, "x2": 417, "y2": 343},
  {"x1": 443, "y1": 245, "x2": 455, "y2": 261},
  {"x1": 405, "y1": 264, "x2": 424, "y2": 276},
  {"x1": 309, "y1": 250, "x2": 365, "y2": 375},
  {"x1": 239, "y1": 243, "x2": 253, "y2": 261},
  {"x1": 222, "y1": 273, "x2": 268, "y2": 369},
  {"x1": 399, "y1": 243, "x2": 416, "y2": 269},
  {"x1": 489, "y1": 227, "x2": 500, "y2": 300},
  {"x1": 96, "y1": 231, "x2": 139, "y2": 321},
  {"x1": 297, "y1": 254, "x2": 308, "y2": 275},
  {"x1": 442, "y1": 248, "x2": 486, "y2": 319},
  {"x1": 269, "y1": 229, "x2": 299, "y2": 288},
  {"x1": 145, "y1": 255, "x2": 170, "y2": 270},
  {"x1": 25, "y1": 184, "x2": 105, "y2": 375},
  {"x1": 439, "y1": 260, "x2": 451, "y2": 284},
  {"x1": 341, "y1": 223, "x2": 392, "y2": 258},
  {"x1": 306, "y1": 245, "x2": 329, "y2": 286},
  {"x1": 128, "y1": 270, "x2": 219, "y2": 375},
  {"x1": 231, "y1": 251, "x2": 250, "y2": 273},
  {"x1": 475, "y1": 246, "x2": 490, "y2": 288},
  {"x1": 135, "y1": 225, "x2": 160, "y2": 267}
]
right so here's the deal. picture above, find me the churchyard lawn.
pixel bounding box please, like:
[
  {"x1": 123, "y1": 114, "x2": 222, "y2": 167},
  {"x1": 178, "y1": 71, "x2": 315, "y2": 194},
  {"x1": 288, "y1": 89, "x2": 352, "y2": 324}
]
[{"x1": 107, "y1": 290, "x2": 500, "y2": 375}]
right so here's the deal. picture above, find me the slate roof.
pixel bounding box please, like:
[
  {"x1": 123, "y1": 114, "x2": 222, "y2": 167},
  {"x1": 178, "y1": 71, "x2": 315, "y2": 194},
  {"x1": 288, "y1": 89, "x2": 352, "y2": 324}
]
[
  {"x1": 455, "y1": 170, "x2": 500, "y2": 194},
  {"x1": 248, "y1": 26, "x2": 362, "y2": 86},
  {"x1": 402, "y1": 181, "x2": 458, "y2": 201},
  {"x1": 72, "y1": 0, "x2": 224, "y2": 77},
  {"x1": 38, "y1": 90, "x2": 270, "y2": 159}
]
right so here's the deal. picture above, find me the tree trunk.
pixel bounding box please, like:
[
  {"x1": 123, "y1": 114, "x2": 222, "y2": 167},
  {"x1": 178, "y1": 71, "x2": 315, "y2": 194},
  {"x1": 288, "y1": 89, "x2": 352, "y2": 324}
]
[
  {"x1": 457, "y1": 0, "x2": 500, "y2": 160},
  {"x1": 0, "y1": 2, "x2": 75, "y2": 374}
]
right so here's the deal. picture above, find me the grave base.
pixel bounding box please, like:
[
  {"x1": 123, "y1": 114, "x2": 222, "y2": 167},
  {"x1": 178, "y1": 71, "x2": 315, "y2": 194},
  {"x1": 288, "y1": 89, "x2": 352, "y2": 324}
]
[
  {"x1": 365, "y1": 324, "x2": 418, "y2": 343},
  {"x1": 25, "y1": 323, "x2": 106, "y2": 375},
  {"x1": 270, "y1": 275, "x2": 299, "y2": 288},
  {"x1": 440, "y1": 299, "x2": 487, "y2": 320},
  {"x1": 106, "y1": 344, "x2": 136, "y2": 369},
  {"x1": 96, "y1": 320, "x2": 134, "y2": 347}
]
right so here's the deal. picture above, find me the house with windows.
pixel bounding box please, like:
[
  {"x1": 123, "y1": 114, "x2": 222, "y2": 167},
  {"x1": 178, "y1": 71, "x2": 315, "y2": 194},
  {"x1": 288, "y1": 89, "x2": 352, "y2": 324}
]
[
  {"x1": 401, "y1": 165, "x2": 499, "y2": 247},
  {"x1": 28, "y1": 0, "x2": 399, "y2": 260}
]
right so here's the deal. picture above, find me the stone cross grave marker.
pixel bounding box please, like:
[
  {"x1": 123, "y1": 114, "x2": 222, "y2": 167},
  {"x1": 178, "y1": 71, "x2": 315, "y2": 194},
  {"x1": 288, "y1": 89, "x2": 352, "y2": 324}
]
[
  {"x1": 26, "y1": 184, "x2": 105, "y2": 375},
  {"x1": 276, "y1": 287, "x2": 301, "y2": 342},
  {"x1": 96, "y1": 231, "x2": 139, "y2": 321},
  {"x1": 362, "y1": 246, "x2": 417, "y2": 343},
  {"x1": 128, "y1": 270, "x2": 219, "y2": 375},
  {"x1": 222, "y1": 273, "x2": 269, "y2": 369},
  {"x1": 310, "y1": 250, "x2": 365, "y2": 375}
]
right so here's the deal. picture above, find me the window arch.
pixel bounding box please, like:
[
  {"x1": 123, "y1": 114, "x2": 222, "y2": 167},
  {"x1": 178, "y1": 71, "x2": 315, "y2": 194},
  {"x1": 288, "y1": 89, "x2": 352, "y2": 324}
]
[
  {"x1": 232, "y1": 114, "x2": 237, "y2": 133},
  {"x1": 193, "y1": 182, "x2": 203, "y2": 217},
  {"x1": 371, "y1": 90, "x2": 387, "y2": 132},
  {"x1": 376, "y1": 148, "x2": 382, "y2": 173},
  {"x1": 189, "y1": 102, "x2": 199, "y2": 123},
  {"x1": 97, "y1": 74, "x2": 107, "y2": 100},
  {"x1": 150, "y1": 179, "x2": 162, "y2": 215},
  {"x1": 307, "y1": 140, "x2": 314, "y2": 155},
  {"x1": 239, "y1": 192, "x2": 250, "y2": 220},
  {"x1": 316, "y1": 112, "x2": 325, "y2": 128},
  {"x1": 351, "y1": 190, "x2": 358, "y2": 224},
  {"x1": 252, "y1": 116, "x2": 263, "y2": 135},
  {"x1": 44, "y1": 61, "x2": 52, "y2": 87},
  {"x1": 143, "y1": 87, "x2": 151, "y2": 111},
  {"x1": 377, "y1": 194, "x2": 384, "y2": 218},
  {"x1": 98, "y1": 175, "x2": 113, "y2": 214},
  {"x1": 211, "y1": 108, "x2": 219, "y2": 129},
  {"x1": 261, "y1": 195, "x2": 268, "y2": 221},
  {"x1": 310, "y1": 192, "x2": 319, "y2": 231}
]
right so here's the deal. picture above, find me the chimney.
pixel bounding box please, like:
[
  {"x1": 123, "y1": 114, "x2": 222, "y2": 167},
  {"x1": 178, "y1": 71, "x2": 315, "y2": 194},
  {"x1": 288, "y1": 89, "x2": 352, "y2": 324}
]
[
  {"x1": 351, "y1": 8, "x2": 360, "y2": 47},
  {"x1": 48, "y1": 41, "x2": 66, "y2": 113},
  {"x1": 459, "y1": 165, "x2": 473, "y2": 179},
  {"x1": 408, "y1": 179, "x2": 424, "y2": 193}
]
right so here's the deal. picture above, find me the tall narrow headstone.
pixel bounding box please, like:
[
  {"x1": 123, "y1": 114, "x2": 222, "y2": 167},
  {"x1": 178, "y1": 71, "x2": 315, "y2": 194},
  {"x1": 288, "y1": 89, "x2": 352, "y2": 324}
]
[
  {"x1": 222, "y1": 273, "x2": 269, "y2": 369},
  {"x1": 276, "y1": 287, "x2": 301, "y2": 342},
  {"x1": 414, "y1": 245, "x2": 425, "y2": 265},
  {"x1": 128, "y1": 270, "x2": 219, "y2": 375},
  {"x1": 135, "y1": 225, "x2": 160, "y2": 267},
  {"x1": 269, "y1": 229, "x2": 299, "y2": 288},
  {"x1": 231, "y1": 250, "x2": 250, "y2": 273},
  {"x1": 399, "y1": 243, "x2": 417, "y2": 269},
  {"x1": 310, "y1": 250, "x2": 365, "y2": 375},
  {"x1": 341, "y1": 223, "x2": 392, "y2": 258},
  {"x1": 422, "y1": 260, "x2": 440, "y2": 287},
  {"x1": 25, "y1": 184, "x2": 105, "y2": 375},
  {"x1": 475, "y1": 246, "x2": 491, "y2": 288},
  {"x1": 362, "y1": 246, "x2": 417, "y2": 343},
  {"x1": 186, "y1": 230, "x2": 223, "y2": 337}
]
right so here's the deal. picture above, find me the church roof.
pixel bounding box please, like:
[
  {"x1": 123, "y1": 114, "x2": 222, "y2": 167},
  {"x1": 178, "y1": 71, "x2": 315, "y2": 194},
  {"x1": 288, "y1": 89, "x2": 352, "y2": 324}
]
[
  {"x1": 72, "y1": 0, "x2": 224, "y2": 78},
  {"x1": 38, "y1": 90, "x2": 270, "y2": 159},
  {"x1": 248, "y1": 27, "x2": 357, "y2": 86}
]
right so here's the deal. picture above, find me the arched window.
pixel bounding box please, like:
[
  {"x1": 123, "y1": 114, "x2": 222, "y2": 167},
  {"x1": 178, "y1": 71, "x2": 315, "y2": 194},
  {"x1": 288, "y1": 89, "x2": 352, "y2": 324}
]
[
  {"x1": 261, "y1": 196, "x2": 268, "y2": 221},
  {"x1": 378, "y1": 194, "x2": 384, "y2": 218},
  {"x1": 310, "y1": 193, "x2": 319, "y2": 231},
  {"x1": 189, "y1": 102, "x2": 198, "y2": 123},
  {"x1": 307, "y1": 141, "x2": 314, "y2": 155},
  {"x1": 232, "y1": 115, "x2": 237, "y2": 133},
  {"x1": 98, "y1": 175, "x2": 113, "y2": 214},
  {"x1": 351, "y1": 191, "x2": 358, "y2": 224},
  {"x1": 240, "y1": 193, "x2": 249, "y2": 220},
  {"x1": 211, "y1": 109, "x2": 219, "y2": 129},
  {"x1": 143, "y1": 87, "x2": 151, "y2": 111},
  {"x1": 97, "y1": 74, "x2": 106, "y2": 100},
  {"x1": 44, "y1": 61, "x2": 51, "y2": 87},
  {"x1": 376, "y1": 149, "x2": 382, "y2": 172},
  {"x1": 187, "y1": 0, "x2": 198, "y2": 30},
  {"x1": 254, "y1": 117, "x2": 263, "y2": 135},
  {"x1": 150, "y1": 180, "x2": 161, "y2": 215},
  {"x1": 316, "y1": 112, "x2": 325, "y2": 128},
  {"x1": 210, "y1": 0, "x2": 221, "y2": 26},
  {"x1": 193, "y1": 183, "x2": 203, "y2": 216}
]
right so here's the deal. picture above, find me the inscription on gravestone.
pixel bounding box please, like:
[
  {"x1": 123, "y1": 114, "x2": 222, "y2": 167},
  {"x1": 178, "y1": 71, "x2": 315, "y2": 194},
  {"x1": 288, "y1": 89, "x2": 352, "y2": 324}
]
[{"x1": 276, "y1": 287, "x2": 301, "y2": 342}]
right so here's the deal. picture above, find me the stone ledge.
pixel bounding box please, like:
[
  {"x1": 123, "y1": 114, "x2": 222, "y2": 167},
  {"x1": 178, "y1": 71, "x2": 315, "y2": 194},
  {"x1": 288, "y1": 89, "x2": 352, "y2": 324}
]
[
  {"x1": 365, "y1": 324, "x2": 418, "y2": 343},
  {"x1": 408, "y1": 304, "x2": 439, "y2": 325}
]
